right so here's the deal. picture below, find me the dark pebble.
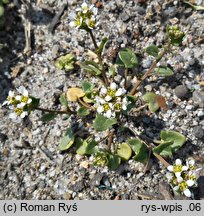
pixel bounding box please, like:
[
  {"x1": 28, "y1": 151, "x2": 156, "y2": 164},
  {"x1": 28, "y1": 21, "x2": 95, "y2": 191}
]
[
  {"x1": 0, "y1": 133, "x2": 8, "y2": 143},
  {"x1": 174, "y1": 85, "x2": 189, "y2": 100}
]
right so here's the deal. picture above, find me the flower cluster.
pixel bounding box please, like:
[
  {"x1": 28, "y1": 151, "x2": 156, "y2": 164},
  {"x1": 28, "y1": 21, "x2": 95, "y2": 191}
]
[
  {"x1": 2, "y1": 86, "x2": 32, "y2": 119},
  {"x1": 167, "y1": 25, "x2": 185, "y2": 45},
  {"x1": 94, "y1": 82, "x2": 129, "y2": 118},
  {"x1": 69, "y1": 2, "x2": 97, "y2": 30},
  {"x1": 166, "y1": 159, "x2": 201, "y2": 197}
]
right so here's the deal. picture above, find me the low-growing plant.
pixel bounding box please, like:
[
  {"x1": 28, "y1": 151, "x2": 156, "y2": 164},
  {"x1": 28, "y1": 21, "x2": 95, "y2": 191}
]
[
  {"x1": 1, "y1": 2, "x2": 201, "y2": 198},
  {"x1": 0, "y1": 0, "x2": 9, "y2": 28}
]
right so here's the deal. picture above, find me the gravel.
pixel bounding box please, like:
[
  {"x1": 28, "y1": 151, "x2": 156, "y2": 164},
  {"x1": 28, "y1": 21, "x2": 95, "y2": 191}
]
[{"x1": 0, "y1": 0, "x2": 204, "y2": 200}]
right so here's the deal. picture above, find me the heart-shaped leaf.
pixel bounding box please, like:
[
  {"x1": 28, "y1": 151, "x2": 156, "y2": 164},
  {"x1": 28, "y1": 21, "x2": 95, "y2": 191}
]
[
  {"x1": 116, "y1": 48, "x2": 138, "y2": 69},
  {"x1": 77, "y1": 107, "x2": 90, "y2": 117},
  {"x1": 145, "y1": 45, "x2": 159, "y2": 57},
  {"x1": 93, "y1": 114, "x2": 117, "y2": 132},
  {"x1": 59, "y1": 128, "x2": 75, "y2": 151},
  {"x1": 155, "y1": 67, "x2": 174, "y2": 76},
  {"x1": 117, "y1": 143, "x2": 132, "y2": 161},
  {"x1": 75, "y1": 137, "x2": 98, "y2": 155},
  {"x1": 153, "y1": 130, "x2": 186, "y2": 157},
  {"x1": 66, "y1": 88, "x2": 85, "y2": 102},
  {"x1": 142, "y1": 92, "x2": 160, "y2": 112},
  {"x1": 128, "y1": 139, "x2": 149, "y2": 163}
]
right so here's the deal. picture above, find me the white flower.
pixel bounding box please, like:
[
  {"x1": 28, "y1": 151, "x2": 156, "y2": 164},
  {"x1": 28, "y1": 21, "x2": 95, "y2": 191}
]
[{"x1": 2, "y1": 90, "x2": 15, "y2": 106}]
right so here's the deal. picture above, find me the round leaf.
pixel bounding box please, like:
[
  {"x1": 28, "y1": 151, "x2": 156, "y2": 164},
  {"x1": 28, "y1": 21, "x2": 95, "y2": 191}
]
[
  {"x1": 66, "y1": 88, "x2": 85, "y2": 102},
  {"x1": 117, "y1": 143, "x2": 132, "y2": 161},
  {"x1": 155, "y1": 67, "x2": 174, "y2": 76},
  {"x1": 59, "y1": 128, "x2": 75, "y2": 151}
]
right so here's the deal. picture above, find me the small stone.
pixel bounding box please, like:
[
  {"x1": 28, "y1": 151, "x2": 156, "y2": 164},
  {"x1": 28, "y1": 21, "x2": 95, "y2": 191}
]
[
  {"x1": 0, "y1": 133, "x2": 7, "y2": 143},
  {"x1": 192, "y1": 91, "x2": 204, "y2": 107},
  {"x1": 197, "y1": 110, "x2": 204, "y2": 117},
  {"x1": 63, "y1": 192, "x2": 72, "y2": 200},
  {"x1": 102, "y1": 176, "x2": 111, "y2": 187},
  {"x1": 121, "y1": 12, "x2": 130, "y2": 22},
  {"x1": 193, "y1": 126, "x2": 204, "y2": 139},
  {"x1": 174, "y1": 85, "x2": 189, "y2": 100},
  {"x1": 80, "y1": 161, "x2": 89, "y2": 169},
  {"x1": 52, "y1": 44, "x2": 59, "y2": 58}
]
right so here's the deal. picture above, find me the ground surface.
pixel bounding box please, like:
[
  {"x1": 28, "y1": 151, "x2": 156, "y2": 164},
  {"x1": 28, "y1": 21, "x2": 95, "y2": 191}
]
[{"x1": 0, "y1": 0, "x2": 204, "y2": 200}]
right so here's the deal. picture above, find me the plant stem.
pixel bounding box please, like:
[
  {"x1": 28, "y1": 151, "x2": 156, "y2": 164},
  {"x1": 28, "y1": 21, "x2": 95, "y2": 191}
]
[
  {"x1": 36, "y1": 107, "x2": 73, "y2": 115},
  {"x1": 78, "y1": 98, "x2": 94, "y2": 110},
  {"x1": 125, "y1": 68, "x2": 128, "y2": 89},
  {"x1": 89, "y1": 29, "x2": 98, "y2": 49},
  {"x1": 88, "y1": 29, "x2": 109, "y2": 86},
  {"x1": 107, "y1": 131, "x2": 114, "y2": 151},
  {"x1": 129, "y1": 44, "x2": 171, "y2": 95},
  {"x1": 153, "y1": 152, "x2": 170, "y2": 168}
]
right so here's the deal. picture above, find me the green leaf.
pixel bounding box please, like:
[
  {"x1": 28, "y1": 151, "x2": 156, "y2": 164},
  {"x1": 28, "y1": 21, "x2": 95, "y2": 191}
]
[
  {"x1": 155, "y1": 67, "x2": 173, "y2": 76},
  {"x1": 59, "y1": 128, "x2": 75, "y2": 151},
  {"x1": 27, "y1": 97, "x2": 40, "y2": 111},
  {"x1": 59, "y1": 94, "x2": 68, "y2": 107},
  {"x1": 82, "y1": 81, "x2": 94, "y2": 93},
  {"x1": 107, "y1": 154, "x2": 121, "y2": 170},
  {"x1": 96, "y1": 37, "x2": 108, "y2": 55},
  {"x1": 75, "y1": 137, "x2": 98, "y2": 155},
  {"x1": 40, "y1": 113, "x2": 57, "y2": 122},
  {"x1": 145, "y1": 45, "x2": 159, "y2": 57},
  {"x1": 117, "y1": 48, "x2": 138, "y2": 68},
  {"x1": 93, "y1": 114, "x2": 117, "y2": 132},
  {"x1": 142, "y1": 92, "x2": 160, "y2": 112},
  {"x1": 83, "y1": 95, "x2": 94, "y2": 103},
  {"x1": 183, "y1": 0, "x2": 204, "y2": 11},
  {"x1": 78, "y1": 61, "x2": 101, "y2": 75},
  {"x1": 117, "y1": 143, "x2": 132, "y2": 161},
  {"x1": 153, "y1": 141, "x2": 174, "y2": 157},
  {"x1": 77, "y1": 107, "x2": 90, "y2": 117},
  {"x1": 153, "y1": 130, "x2": 186, "y2": 157},
  {"x1": 128, "y1": 139, "x2": 149, "y2": 163}
]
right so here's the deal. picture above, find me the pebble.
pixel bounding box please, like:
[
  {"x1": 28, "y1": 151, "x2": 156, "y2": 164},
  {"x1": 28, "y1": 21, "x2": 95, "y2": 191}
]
[
  {"x1": 192, "y1": 91, "x2": 204, "y2": 107},
  {"x1": 174, "y1": 85, "x2": 189, "y2": 100},
  {"x1": 193, "y1": 126, "x2": 204, "y2": 139}
]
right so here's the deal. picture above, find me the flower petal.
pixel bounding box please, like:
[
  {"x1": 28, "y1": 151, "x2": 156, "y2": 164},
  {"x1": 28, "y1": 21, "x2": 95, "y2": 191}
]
[
  {"x1": 177, "y1": 176, "x2": 183, "y2": 183},
  {"x1": 110, "y1": 82, "x2": 117, "y2": 90},
  {"x1": 105, "y1": 95, "x2": 112, "y2": 102},
  {"x1": 167, "y1": 165, "x2": 174, "y2": 172},
  {"x1": 175, "y1": 172, "x2": 181, "y2": 178},
  {"x1": 183, "y1": 189, "x2": 191, "y2": 197},
  {"x1": 186, "y1": 180, "x2": 195, "y2": 187},
  {"x1": 100, "y1": 87, "x2": 107, "y2": 95},
  {"x1": 97, "y1": 106, "x2": 104, "y2": 113},
  {"x1": 182, "y1": 166, "x2": 188, "y2": 171},
  {"x1": 173, "y1": 186, "x2": 179, "y2": 191},
  {"x1": 175, "y1": 159, "x2": 182, "y2": 166}
]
